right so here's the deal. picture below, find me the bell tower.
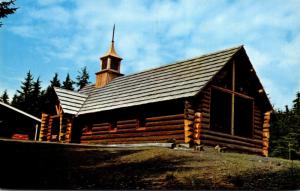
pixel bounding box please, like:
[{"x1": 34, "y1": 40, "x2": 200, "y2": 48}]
[{"x1": 95, "y1": 25, "x2": 123, "y2": 88}]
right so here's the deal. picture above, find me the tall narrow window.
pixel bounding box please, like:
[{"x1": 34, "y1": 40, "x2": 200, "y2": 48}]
[
  {"x1": 210, "y1": 88, "x2": 231, "y2": 134},
  {"x1": 234, "y1": 96, "x2": 253, "y2": 137}
]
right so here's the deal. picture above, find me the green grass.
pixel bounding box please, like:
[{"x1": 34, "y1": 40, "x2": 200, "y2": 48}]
[{"x1": 0, "y1": 139, "x2": 299, "y2": 190}]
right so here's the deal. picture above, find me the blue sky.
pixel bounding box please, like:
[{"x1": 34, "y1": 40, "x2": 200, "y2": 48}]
[{"x1": 0, "y1": 0, "x2": 299, "y2": 109}]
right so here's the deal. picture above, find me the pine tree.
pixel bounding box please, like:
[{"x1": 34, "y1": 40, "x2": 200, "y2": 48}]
[
  {"x1": 62, "y1": 73, "x2": 74, "y2": 91},
  {"x1": 12, "y1": 71, "x2": 34, "y2": 113},
  {"x1": 41, "y1": 73, "x2": 62, "y2": 114},
  {"x1": 0, "y1": 90, "x2": 9, "y2": 104},
  {"x1": 50, "y1": 73, "x2": 61, "y2": 88},
  {"x1": 270, "y1": 92, "x2": 300, "y2": 159},
  {"x1": 0, "y1": 0, "x2": 18, "y2": 27},
  {"x1": 31, "y1": 77, "x2": 42, "y2": 117},
  {"x1": 76, "y1": 66, "x2": 90, "y2": 90}
]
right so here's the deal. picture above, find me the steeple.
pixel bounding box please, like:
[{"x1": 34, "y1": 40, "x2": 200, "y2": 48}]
[{"x1": 95, "y1": 25, "x2": 123, "y2": 88}]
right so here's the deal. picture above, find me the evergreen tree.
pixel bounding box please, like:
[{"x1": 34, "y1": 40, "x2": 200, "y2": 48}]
[
  {"x1": 0, "y1": 90, "x2": 9, "y2": 104},
  {"x1": 0, "y1": 0, "x2": 18, "y2": 27},
  {"x1": 62, "y1": 73, "x2": 74, "y2": 91},
  {"x1": 31, "y1": 77, "x2": 42, "y2": 117},
  {"x1": 76, "y1": 66, "x2": 90, "y2": 90},
  {"x1": 50, "y1": 73, "x2": 61, "y2": 88},
  {"x1": 41, "y1": 73, "x2": 61, "y2": 114},
  {"x1": 11, "y1": 93, "x2": 20, "y2": 107},
  {"x1": 12, "y1": 71, "x2": 34, "y2": 113},
  {"x1": 270, "y1": 92, "x2": 300, "y2": 159},
  {"x1": 292, "y1": 92, "x2": 300, "y2": 115}
]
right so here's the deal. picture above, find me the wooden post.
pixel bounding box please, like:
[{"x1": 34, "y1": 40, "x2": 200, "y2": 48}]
[
  {"x1": 39, "y1": 113, "x2": 49, "y2": 141},
  {"x1": 47, "y1": 117, "x2": 53, "y2": 141},
  {"x1": 194, "y1": 112, "x2": 202, "y2": 145},
  {"x1": 262, "y1": 111, "x2": 271, "y2": 157},
  {"x1": 184, "y1": 101, "x2": 194, "y2": 144},
  {"x1": 58, "y1": 114, "x2": 63, "y2": 142},
  {"x1": 34, "y1": 124, "x2": 38, "y2": 141},
  {"x1": 65, "y1": 118, "x2": 73, "y2": 143},
  {"x1": 231, "y1": 60, "x2": 235, "y2": 135}
]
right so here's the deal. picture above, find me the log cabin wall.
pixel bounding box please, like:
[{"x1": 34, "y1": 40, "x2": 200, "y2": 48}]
[
  {"x1": 79, "y1": 99, "x2": 185, "y2": 144},
  {"x1": 191, "y1": 86, "x2": 264, "y2": 154}
]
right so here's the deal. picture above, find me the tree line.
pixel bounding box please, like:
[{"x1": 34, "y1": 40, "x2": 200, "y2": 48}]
[
  {"x1": 270, "y1": 92, "x2": 300, "y2": 159},
  {"x1": 0, "y1": 67, "x2": 90, "y2": 117}
]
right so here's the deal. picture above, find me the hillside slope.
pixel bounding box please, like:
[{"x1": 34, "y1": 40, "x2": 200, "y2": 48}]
[{"x1": 0, "y1": 139, "x2": 299, "y2": 190}]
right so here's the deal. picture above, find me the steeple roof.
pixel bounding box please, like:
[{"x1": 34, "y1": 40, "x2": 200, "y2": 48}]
[{"x1": 101, "y1": 24, "x2": 122, "y2": 59}]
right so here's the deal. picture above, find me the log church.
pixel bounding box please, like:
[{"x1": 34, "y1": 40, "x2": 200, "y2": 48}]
[{"x1": 39, "y1": 28, "x2": 272, "y2": 156}]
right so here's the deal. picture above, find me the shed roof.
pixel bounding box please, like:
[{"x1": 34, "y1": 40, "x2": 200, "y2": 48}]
[
  {"x1": 0, "y1": 101, "x2": 41, "y2": 122},
  {"x1": 55, "y1": 45, "x2": 243, "y2": 115}
]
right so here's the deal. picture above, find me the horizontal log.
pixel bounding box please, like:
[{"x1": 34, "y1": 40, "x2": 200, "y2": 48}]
[
  {"x1": 92, "y1": 126, "x2": 110, "y2": 132},
  {"x1": 254, "y1": 129, "x2": 262, "y2": 136},
  {"x1": 201, "y1": 140, "x2": 262, "y2": 154},
  {"x1": 201, "y1": 134, "x2": 261, "y2": 148},
  {"x1": 81, "y1": 130, "x2": 184, "y2": 140},
  {"x1": 81, "y1": 138, "x2": 185, "y2": 145},
  {"x1": 184, "y1": 114, "x2": 194, "y2": 121},
  {"x1": 254, "y1": 135, "x2": 262, "y2": 139},
  {"x1": 146, "y1": 114, "x2": 184, "y2": 122},
  {"x1": 117, "y1": 123, "x2": 137, "y2": 129},
  {"x1": 254, "y1": 116, "x2": 262, "y2": 122},
  {"x1": 184, "y1": 108, "x2": 195, "y2": 115},
  {"x1": 117, "y1": 119, "x2": 137, "y2": 125},
  {"x1": 92, "y1": 123, "x2": 110, "y2": 128},
  {"x1": 81, "y1": 134, "x2": 184, "y2": 144},
  {"x1": 254, "y1": 120, "x2": 262, "y2": 125},
  {"x1": 202, "y1": 92, "x2": 211, "y2": 99},
  {"x1": 201, "y1": 107, "x2": 210, "y2": 113},
  {"x1": 195, "y1": 118, "x2": 201, "y2": 123},
  {"x1": 254, "y1": 111, "x2": 262, "y2": 117},
  {"x1": 201, "y1": 103, "x2": 210, "y2": 109},
  {"x1": 202, "y1": 124, "x2": 210, "y2": 129},
  {"x1": 88, "y1": 124, "x2": 185, "y2": 135},
  {"x1": 146, "y1": 119, "x2": 183, "y2": 127},
  {"x1": 202, "y1": 117, "x2": 210, "y2": 124},
  {"x1": 202, "y1": 112, "x2": 210, "y2": 118},
  {"x1": 200, "y1": 129, "x2": 262, "y2": 146},
  {"x1": 201, "y1": 98, "x2": 210, "y2": 105},
  {"x1": 254, "y1": 124, "x2": 262, "y2": 130}
]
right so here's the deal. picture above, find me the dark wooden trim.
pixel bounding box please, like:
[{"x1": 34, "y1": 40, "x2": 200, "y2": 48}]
[{"x1": 211, "y1": 85, "x2": 254, "y2": 100}]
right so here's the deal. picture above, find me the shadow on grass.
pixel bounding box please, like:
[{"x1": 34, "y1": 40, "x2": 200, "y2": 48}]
[
  {"x1": 227, "y1": 166, "x2": 300, "y2": 190},
  {"x1": 0, "y1": 140, "x2": 199, "y2": 189}
]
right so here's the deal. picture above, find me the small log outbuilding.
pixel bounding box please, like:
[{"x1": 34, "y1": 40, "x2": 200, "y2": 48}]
[
  {"x1": 0, "y1": 101, "x2": 41, "y2": 140},
  {"x1": 40, "y1": 31, "x2": 272, "y2": 156}
]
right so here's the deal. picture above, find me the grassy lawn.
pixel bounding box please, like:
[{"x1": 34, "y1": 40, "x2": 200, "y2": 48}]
[{"x1": 0, "y1": 139, "x2": 299, "y2": 190}]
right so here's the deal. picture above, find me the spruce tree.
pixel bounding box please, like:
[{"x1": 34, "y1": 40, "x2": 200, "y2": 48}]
[
  {"x1": 31, "y1": 77, "x2": 42, "y2": 117},
  {"x1": 50, "y1": 73, "x2": 61, "y2": 88},
  {"x1": 41, "y1": 73, "x2": 61, "y2": 114},
  {"x1": 0, "y1": 90, "x2": 9, "y2": 104},
  {"x1": 0, "y1": 0, "x2": 18, "y2": 27},
  {"x1": 76, "y1": 66, "x2": 90, "y2": 90},
  {"x1": 62, "y1": 73, "x2": 74, "y2": 91},
  {"x1": 13, "y1": 71, "x2": 34, "y2": 113}
]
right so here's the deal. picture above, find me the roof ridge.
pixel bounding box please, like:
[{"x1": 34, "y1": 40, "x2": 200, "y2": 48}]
[
  {"x1": 80, "y1": 45, "x2": 243, "y2": 90},
  {"x1": 114, "y1": 45, "x2": 243, "y2": 80}
]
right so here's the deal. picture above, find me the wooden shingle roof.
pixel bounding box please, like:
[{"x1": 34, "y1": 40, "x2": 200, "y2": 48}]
[
  {"x1": 55, "y1": 45, "x2": 243, "y2": 115},
  {"x1": 54, "y1": 87, "x2": 88, "y2": 115}
]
